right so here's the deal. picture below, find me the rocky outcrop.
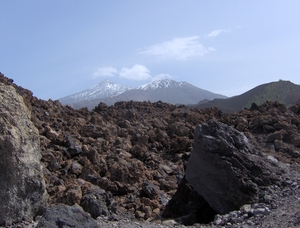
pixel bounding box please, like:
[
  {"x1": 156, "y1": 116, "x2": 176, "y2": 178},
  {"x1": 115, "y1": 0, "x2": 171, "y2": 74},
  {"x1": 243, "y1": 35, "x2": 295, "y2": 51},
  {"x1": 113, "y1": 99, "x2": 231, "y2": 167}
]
[
  {"x1": 0, "y1": 84, "x2": 48, "y2": 225},
  {"x1": 185, "y1": 120, "x2": 281, "y2": 215}
]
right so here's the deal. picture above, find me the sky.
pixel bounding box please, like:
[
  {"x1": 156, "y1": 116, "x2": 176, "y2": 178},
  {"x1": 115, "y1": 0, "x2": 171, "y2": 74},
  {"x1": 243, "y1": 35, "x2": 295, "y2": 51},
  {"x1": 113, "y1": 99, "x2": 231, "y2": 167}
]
[{"x1": 1, "y1": 1, "x2": 300, "y2": 100}]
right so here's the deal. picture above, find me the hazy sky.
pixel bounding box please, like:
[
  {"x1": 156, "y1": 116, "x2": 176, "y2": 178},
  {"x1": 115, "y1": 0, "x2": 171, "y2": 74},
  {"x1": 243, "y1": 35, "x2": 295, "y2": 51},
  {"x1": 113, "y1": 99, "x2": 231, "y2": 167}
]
[{"x1": 1, "y1": 1, "x2": 300, "y2": 100}]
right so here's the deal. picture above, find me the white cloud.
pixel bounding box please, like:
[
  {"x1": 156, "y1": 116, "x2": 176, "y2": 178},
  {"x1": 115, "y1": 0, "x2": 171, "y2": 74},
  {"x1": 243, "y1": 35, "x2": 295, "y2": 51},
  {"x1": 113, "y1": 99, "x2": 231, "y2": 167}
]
[
  {"x1": 208, "y1": 29, "x2": 230, "y2": 37},
  {"x1": 119, "y1": 64, "x2": 152, "y2": 81},
  {"x1": 139, "y1": 36, "x2": 211, "y2": 60},
  {"x1": 151, "y1": 73, "x2": 173, "y2": 81},
  {"x1": 208, "y1": 47, "x2": 217, "y2": 51},
  {"x1": 92, "y1": 66, "x2": 118, "y2": 78}
]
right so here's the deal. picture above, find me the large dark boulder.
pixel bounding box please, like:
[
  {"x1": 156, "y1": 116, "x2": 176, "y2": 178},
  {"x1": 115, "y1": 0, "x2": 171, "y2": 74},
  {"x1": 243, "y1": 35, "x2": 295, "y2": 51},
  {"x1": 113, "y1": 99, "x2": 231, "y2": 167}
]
[
  {"x1": 0, "y1": 84, "x2": 48, "y2": 225},
  {"x1": 185, "y1": 120, "x2": 281, "y2": 215}
]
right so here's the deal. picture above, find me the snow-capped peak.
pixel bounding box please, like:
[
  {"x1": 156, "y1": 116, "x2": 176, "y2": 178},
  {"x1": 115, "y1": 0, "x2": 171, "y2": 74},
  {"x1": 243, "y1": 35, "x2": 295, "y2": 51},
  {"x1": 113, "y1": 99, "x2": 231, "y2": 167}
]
[
  {"x1": 59, "y1": 79, "x2": 131, "y2": 104},
  {"x1": 137, "y1": 79, "x2": 186, "y2": 90},
  {"x1": 90, "y1": 79, "x2": 126, "y2": 92}
]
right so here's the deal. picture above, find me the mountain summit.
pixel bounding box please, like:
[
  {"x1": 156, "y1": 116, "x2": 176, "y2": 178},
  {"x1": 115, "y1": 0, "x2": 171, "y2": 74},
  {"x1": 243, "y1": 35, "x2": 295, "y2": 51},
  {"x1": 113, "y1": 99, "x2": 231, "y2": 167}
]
[
  {"x1": 138, "y1": 79, "x2": 187, "y2": 90},
  {"x1": 59, "y1": 79, "x2": 131, "y2": 105}
]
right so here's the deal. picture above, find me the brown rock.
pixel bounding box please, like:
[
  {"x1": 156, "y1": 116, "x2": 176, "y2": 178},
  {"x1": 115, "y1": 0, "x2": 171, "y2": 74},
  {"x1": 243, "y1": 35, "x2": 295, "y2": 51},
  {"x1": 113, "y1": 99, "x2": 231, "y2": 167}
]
[
  {"x1": 267, "y1": 130, "x2": 286, "y2": 142},
  {"x1": 65, "y1": 187, "x2": 82, "y2": 205},
  {"x1": 290, "y1": 132, "x2": 300, "y2": 147}
]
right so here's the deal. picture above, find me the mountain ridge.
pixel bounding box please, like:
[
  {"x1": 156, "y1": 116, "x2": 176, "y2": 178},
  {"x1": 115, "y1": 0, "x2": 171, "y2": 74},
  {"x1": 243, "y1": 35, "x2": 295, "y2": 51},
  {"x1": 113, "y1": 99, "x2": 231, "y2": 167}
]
[
  {"x1": 137, "y1": 79, "x2": 186, "y2": 90},
  {"x1": 60, "y1": 79, "x2": 227, "y2": 109}
]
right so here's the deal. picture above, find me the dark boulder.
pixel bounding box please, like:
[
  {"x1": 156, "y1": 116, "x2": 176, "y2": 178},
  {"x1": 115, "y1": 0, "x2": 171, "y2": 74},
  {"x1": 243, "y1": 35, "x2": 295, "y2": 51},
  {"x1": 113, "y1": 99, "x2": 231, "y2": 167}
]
[
  {"x1": 66, "y1": 135, "x2": 82, "y2": 156},
  {"x1": 80, "y1": 188, "x2": 112, "y2": 219},
  {"x1": 36, "y1": 204, "x2": 98, "y2": 228},
  {"x1": 185, "y1": 120, "x2": 281, "y2": 215}
]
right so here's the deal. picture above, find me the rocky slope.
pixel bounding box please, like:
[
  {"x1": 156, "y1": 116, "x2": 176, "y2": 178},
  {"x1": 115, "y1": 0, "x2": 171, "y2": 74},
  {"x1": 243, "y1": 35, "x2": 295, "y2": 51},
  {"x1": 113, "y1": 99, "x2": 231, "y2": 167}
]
[{"x1": 1, "y1": 72, "x2": 300, "y2": 227}]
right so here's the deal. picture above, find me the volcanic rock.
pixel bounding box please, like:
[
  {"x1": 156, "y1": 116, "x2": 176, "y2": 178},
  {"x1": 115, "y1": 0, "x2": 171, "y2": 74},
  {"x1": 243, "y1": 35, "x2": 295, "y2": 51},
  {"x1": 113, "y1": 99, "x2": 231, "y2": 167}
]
[
  {"x1": 185, "y1": 120, "x2": 281, "y2": 215},
  {"x1": 36, "y1": 204, "x2": 98, "y2": 228},
  {"x1": 80, "y1": 188, "x2": 112, "y2": 219},
  {"x1": 0, "y1": 84, "x2": 48, "y2": 225}
]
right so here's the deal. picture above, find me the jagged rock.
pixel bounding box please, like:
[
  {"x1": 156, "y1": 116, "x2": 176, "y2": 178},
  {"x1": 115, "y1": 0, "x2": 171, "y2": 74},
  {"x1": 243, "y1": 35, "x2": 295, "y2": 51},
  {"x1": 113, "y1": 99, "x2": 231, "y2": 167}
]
[
  {"x1": 36, "y1": 204, "x2": 98, "y2": 228},
  {"x1": 141, "y1": 181, "x2": 159, "y2": 200},
  {"x1": 66, "y1": 135, "x2": 82, "y2": 156},
  {"x1": 289, "y1": 100, "x2": 300, "y2": 114},
  {"x1": 290, "y1": 132, "x2": 300, "y2": 147},
  {"x1": 267, "y1": 130, "x2": 286, "y2": 142},
  {"x1": 65, "y1": 186, "x2": 82, "y2": 205},
  {"x1": 80, "y1": 188, "x2": 112, "y2": 219},
  {"x1": 0, "y1": 84, "x2": 48, "y2": 225},
  {"x1": 185, "y1": 120, "x2": 281, "y2": 215}
]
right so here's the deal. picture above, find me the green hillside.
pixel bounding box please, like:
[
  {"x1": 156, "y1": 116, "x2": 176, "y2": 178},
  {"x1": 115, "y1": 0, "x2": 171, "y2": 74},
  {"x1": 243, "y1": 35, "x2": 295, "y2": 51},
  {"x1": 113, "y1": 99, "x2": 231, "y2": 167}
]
[
  {"x1": 244, "y1": 80, "x2": 300, "y2": 108},
  {"x1": 195, "y1": 80, "x2": 300, "y2": 113}
]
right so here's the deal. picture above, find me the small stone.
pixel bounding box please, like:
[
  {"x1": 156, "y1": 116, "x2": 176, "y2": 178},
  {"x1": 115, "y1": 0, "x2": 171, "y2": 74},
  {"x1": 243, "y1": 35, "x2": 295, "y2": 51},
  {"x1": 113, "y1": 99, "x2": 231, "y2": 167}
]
[
  {"x1": 242, "y1": 213, "x2": 249, "y2": 219},
  {"x1": 214, "y1": 217, "x2": 223, "y2": 225},
  {"x1": 265, "y1": 207, "x2": 271, "y2": 214},
  {"x1": 240, "y1": 204, "x2": 252, "y2": 213},
  {"x1": 135, "y1": 211, "x2": 145, "y2": 219},
  {"x1": 291, "y1": 182, "x2": 298, "y2": 187},
  {"x1": 267, "y1": 155, "x2": 278, "y2": 164},
  {"x1": 142, "y1": 181, "x2": 159, "y2": 200},
  {"x1": 162, "y1": 219, "x2": 177, "y2": 226},
  {"x1": 264, "y1": 194, "x2": 272, "y2": 203},
  {"x1": 231, "y1": 216, "x2": 243, "y2": 224},
  {"x1": 253, "y1": 207, "x2": 270, "y2": 216},
  {"x1": 246, "y1": 220, "x2": 255, "y2": 226},
  {"x1": 71, "y1": 161, "x2": 82, "y2": 175}
]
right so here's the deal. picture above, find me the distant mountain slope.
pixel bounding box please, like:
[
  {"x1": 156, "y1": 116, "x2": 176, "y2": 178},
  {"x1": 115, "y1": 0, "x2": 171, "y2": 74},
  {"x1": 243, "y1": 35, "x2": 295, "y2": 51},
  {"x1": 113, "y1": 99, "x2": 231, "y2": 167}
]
[
  {"x1": 69, "y1": 79, "x2": 227, "y2": 109},
  {"x1": 59, "y1": 79, "x2": 131, "y2": 105},
  {"x1": 195, "y1": 80, "x2": 300, "y2": 113}
]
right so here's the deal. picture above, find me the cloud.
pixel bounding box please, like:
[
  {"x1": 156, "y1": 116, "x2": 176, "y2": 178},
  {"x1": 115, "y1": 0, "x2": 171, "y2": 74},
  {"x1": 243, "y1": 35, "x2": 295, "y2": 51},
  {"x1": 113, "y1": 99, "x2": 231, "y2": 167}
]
[
  {"x1": 151, "y1": 73, "x2": 173, "y2": 81},
  {"x1": 139, "y1": 36, "x2": 211, "y2": 60},
  {"x1": 208, "y1": 47, "x2": 217, "y2": 51},
  {"x1": 92, "y1": 65, "x2": 174, "y2": 82},
  {"x1": 119, "y1": 64, "x2": 152, "y2": 81},
  {"x1": 92, "y1": 66, "x2": 118, "y2": 78},
  {"x1": 207, "y1": 29, "x2": 230, "y2": 37}
]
